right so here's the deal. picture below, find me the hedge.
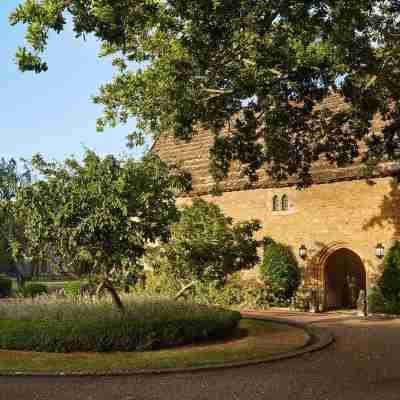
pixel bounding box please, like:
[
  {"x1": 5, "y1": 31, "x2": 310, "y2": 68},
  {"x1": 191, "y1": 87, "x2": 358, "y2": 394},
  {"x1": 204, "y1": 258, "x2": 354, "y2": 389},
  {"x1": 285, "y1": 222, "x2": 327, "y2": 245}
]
[{"x1": 0, "y1": 297, "x2": 241, "y2": 353}]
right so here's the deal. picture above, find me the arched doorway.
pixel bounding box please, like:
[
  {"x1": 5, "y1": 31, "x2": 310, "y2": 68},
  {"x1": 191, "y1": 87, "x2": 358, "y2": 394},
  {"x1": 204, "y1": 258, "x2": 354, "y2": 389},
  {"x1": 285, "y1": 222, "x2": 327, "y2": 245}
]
[{"x1": 324, "y1": 248, "x2": 366, "y2": 310}]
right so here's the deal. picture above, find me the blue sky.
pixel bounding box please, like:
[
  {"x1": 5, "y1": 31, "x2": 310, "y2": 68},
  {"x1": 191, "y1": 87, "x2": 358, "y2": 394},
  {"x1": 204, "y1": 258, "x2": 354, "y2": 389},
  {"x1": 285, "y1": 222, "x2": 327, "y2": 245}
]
[{"x1": 1, "y1": 1, "x2": 146, "y2": 164}]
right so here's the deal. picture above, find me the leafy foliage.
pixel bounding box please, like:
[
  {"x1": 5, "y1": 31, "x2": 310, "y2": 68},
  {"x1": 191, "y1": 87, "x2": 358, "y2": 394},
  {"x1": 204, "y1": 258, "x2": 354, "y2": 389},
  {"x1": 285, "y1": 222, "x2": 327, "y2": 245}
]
[
  {"x1": 0, "y1": 296, "x2": 240, "y2": 353},
  {"x1": 63, "y1": 281, "x2": 90, "y2": 298},
  {"x1": 190, "y1": 274, "x2": 275, "y2": 309},
  {"x1": 9, "y1": 1, "x2": 400, "y2": 187},
  {"x1": 0, "y1": 158, "x2": 31, "y2": 277},
  {"x1": 260, "y1": 237, "x2": 300, "y2": 301},
  {"x1": 12, "y1": 151, "x2": 189, "y2": 309},
  {"x1": 369, "y1": 241, "x2": 400, "y2": 314},
  {"x1": 159, "y1": 199, "x2": 261, "y2": 287},
  {"x1": 378, "y1": 241, "x2": 400, "y2": 300}
]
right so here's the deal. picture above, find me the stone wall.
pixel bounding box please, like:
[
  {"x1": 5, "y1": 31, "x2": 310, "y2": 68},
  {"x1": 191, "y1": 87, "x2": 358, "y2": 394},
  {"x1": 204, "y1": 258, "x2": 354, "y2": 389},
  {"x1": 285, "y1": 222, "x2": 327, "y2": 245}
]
[
  {"x1": 177, "y1": 176, "x2": 400, "y2": 296},
  {"x1": 153, "y1": 95, "x2": 400, "y2": 308}
]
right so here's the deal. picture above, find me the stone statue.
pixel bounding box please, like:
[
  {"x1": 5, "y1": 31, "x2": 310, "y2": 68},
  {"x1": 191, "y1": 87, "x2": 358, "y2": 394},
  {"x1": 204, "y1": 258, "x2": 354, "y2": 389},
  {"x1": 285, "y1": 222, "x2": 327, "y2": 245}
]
[{"x1": 357, "y1": 289, "x2": 367, "y2": 316}]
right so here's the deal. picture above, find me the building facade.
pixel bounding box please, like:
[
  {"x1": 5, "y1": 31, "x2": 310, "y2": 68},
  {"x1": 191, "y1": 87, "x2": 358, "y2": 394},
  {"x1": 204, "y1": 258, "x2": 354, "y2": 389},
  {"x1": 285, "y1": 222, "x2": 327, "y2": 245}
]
[{"x1": 153, "y1": 97, "x2": 400, "y2": 311}]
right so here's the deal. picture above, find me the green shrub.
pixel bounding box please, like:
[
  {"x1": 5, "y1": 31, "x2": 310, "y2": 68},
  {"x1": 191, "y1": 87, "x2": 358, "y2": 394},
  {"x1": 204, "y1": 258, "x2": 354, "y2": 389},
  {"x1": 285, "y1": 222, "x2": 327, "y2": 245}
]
[
  {"x1": 368, "y1": 285, "x2": 400, "y2": 315},
  {"x1": 139, "y1": 269, "x2": 274, "y2": 310},
  {"x1": 185, "y1": 273, "x2": 273, "y2": 309},
  {"x1": 259, "y1": 237, "x2": 300, "y2": 301},
  {"x1": 378, "y1": 241, "x2": 400, "y2": 302},
  {"x1": 140, "y1": 270, "x2": 181, "y2": 298},
  {"x1": 368, "y1": 242, "x2": 400, "y2": 314},
  {"x1": 0, "y1": 275, "x2": 12, "y2": 298},
  {"x1": 63, "y1": 281, "x2": 95, "y2": 297},
  {"x1": 22, "y1": 283, "x2": 48, "y2": 298},
  {"x1": 0, "y1": 296, "x2": 240, "y2": 353},
  {"x1": 291, "y1": 283, "x2": 311, "y2": 311}
]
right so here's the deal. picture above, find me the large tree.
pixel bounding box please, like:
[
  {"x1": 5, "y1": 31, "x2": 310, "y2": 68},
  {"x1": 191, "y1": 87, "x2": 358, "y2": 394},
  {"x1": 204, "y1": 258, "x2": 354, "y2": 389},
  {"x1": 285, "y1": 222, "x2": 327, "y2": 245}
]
[
  {"x1": 13, "y1": 151, "x2": 189, "y2": 310},
  {"x1": 0, "y1": 158, "x2": 31, "y2": 278},
  {"x1": 9, "y1": 1, "x2": 400, "y2": 187}
]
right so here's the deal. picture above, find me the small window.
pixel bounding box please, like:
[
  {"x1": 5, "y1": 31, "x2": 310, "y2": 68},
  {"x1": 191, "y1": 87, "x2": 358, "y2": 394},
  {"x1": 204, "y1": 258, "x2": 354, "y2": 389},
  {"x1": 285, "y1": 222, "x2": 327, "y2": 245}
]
[
  {"x1": 272, "y1": 195, "x2": 280, "y2": 211},
  {"x1": 281, "y1": 195, "x2": 288, "y2": 211}
]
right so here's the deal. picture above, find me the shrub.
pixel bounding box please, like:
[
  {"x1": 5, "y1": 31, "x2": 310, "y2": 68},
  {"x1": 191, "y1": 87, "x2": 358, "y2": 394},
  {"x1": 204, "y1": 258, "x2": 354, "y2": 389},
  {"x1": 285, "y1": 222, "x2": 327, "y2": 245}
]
[
  {"x1": 157, "y1": 199, "x2": 260, "y2": 294},
  {"x1": 63, "y1": 281, "x2": 95, "y2": 297},
  {"x1": 0, "y1": 275, "x2": 12, "y2": 298},
  {"x1": 369, "y1": 242, "x2": 400, "y2": 314},
  {"x1": 184, "y1": 273, "x2": 273, "y2": 309},
  {"x1": 378, "y1": 241, "x2": 400, "y2": 301},
  {"x1": 21, "y1": 283, "x2": 48, "y2": 298},
  {"x1": 260, "y1": 237, "x2": 300, "y2": 301},
  {"x1": 0, "y1": 296, "x2": 241, "y2": 353},
  {"x1": 138, "y1": 269, "x2": 274, "y2": 310},
  {"x1": 140, "y1": 270, "x2": 181, "y2": 298},
  {"x1": 291, "y1": 282, "x2": 311, "y2": 311}
]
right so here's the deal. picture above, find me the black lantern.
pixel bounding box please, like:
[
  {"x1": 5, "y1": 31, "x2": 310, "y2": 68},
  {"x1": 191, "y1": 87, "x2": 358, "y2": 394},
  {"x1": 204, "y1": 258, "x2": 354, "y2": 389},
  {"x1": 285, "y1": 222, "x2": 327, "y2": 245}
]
[
  {"x1": 376, "y1": 243, "x2": 385, "y2": 259},
  {"x1": 299, "y1": 244, "x2": 307, "y2": 259}
]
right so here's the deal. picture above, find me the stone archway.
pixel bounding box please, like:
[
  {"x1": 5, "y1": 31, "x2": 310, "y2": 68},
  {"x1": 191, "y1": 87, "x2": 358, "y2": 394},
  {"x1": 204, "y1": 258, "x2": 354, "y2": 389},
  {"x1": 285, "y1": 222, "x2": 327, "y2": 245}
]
[
  {"x1": 323, "y1": 248, "x2": 366, "y2": 311},
  {"x1": 308, "y1": 242, "x2": 367, "y2": 311}
]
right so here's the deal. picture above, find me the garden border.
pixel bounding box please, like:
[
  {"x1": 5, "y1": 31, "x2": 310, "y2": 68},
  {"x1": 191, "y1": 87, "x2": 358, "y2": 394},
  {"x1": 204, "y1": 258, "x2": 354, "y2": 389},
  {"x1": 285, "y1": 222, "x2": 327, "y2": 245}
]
[{"x1": 0, "y1": 314, "x2": 334, "y2": 377}]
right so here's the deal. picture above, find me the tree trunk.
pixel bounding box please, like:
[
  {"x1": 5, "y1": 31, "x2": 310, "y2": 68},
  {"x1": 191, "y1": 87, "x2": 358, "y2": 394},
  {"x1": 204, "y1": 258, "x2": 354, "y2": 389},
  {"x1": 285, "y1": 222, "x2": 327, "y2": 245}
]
[
  {"x1": 97, "y1": 280, "x2": 125, "y2": 312},
  {"x1": 174, "y1": 280, "x2": 196, "y2": 300}
]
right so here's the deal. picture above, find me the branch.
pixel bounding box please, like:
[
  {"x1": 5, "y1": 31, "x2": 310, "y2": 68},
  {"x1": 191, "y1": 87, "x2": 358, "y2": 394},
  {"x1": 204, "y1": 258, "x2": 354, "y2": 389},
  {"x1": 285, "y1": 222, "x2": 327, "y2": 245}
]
[{"x1": 174, "y1": 280, "x2": 196, "y2": 300}]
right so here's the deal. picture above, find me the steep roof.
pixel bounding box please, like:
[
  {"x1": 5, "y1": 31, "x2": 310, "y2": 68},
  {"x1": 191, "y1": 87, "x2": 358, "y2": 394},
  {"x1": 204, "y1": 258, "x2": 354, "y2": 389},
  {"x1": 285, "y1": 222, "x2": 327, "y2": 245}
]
[{"x1": 152, "y1": 95, "x2": 395, "y2": 196}]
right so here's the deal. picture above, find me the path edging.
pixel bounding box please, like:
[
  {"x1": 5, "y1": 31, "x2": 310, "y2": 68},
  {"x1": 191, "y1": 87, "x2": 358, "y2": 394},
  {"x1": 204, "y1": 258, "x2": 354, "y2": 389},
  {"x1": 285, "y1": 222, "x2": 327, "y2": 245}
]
[{"x1": 0, "y1": 314, "x2": 334, "y2": 377}]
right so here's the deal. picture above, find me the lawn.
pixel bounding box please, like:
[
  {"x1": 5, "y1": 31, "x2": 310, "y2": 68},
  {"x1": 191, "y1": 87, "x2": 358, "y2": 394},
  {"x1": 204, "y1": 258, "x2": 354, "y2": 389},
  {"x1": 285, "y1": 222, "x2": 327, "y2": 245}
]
[{"x1": 0, "y1": 319, "x2": 309, "y2": 374}]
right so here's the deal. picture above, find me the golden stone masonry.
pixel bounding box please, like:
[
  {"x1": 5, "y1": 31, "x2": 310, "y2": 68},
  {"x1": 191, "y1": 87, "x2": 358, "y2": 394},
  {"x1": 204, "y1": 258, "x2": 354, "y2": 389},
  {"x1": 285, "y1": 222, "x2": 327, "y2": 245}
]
[{"x1": 153, "y1": 96, "x2": 400, "y2": 311}]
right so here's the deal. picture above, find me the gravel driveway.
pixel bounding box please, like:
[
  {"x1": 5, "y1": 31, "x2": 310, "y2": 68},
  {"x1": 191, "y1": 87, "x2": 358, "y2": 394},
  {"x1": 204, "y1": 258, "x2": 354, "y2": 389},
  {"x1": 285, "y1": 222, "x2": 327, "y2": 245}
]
[{"x1": 1, "y1": 310, "x2": 400, "y2": 400}]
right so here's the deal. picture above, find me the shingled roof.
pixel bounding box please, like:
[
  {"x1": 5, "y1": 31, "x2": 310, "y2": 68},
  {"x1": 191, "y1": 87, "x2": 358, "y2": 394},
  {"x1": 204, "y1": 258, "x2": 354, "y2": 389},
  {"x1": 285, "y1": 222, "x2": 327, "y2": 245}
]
[{"x1": 152, "y1": 95, "x2": 395, "y2": 197}]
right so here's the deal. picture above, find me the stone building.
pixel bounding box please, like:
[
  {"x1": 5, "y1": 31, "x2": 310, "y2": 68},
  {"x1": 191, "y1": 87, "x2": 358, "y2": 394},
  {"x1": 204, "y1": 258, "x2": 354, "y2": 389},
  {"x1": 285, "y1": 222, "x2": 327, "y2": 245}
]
[{"x1": 153, "y1": 96, "x2": 400, "y2": 311}]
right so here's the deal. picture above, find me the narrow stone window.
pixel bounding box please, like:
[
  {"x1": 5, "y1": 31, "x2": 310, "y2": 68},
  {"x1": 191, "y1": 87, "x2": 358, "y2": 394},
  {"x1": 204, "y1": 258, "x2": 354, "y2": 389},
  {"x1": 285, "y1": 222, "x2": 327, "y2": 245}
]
[
  {"x1": 281, "y1": 194, "x2": 288, "y2": 211},
  {"x1": 272, "y1": 195, "x2": 280, "y2": 211}
]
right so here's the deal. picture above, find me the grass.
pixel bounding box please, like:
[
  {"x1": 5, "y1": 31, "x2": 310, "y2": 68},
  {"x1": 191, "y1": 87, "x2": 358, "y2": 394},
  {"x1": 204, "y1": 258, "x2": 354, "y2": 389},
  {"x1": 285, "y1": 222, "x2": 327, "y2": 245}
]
[{"x1": 0, "y1": 319, "x2": 309, "y2": 374}]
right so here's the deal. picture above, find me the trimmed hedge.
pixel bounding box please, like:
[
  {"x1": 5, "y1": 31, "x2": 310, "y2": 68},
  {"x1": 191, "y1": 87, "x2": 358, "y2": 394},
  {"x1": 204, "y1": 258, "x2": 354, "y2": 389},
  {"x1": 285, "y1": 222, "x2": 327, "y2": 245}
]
[
  {"x1": 260, "y1": 237, "x2": 300, "y2": 301},
  {"x1": 21, "y1": 283, "x2": 48, "y2": 298},
  {"x1": 0, "y1": 297, "x2": 241, "y2": 353},
  {"x1": 0, "y1": 276, "x2": 12, "y2": 298}
]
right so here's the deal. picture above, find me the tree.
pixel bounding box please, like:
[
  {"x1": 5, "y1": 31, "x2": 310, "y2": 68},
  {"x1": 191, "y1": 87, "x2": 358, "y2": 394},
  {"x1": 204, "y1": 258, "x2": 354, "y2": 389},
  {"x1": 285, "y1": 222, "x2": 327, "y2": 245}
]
[
  {"x1": 13, "y1": 151, "x2": 190, "y2": 310},
  {"x1": 157, "y1": 198, "x2": 261, "y2": 298},
  {"x1": 9, "y1": 1, "x2": 400, "y2": 187},
  {"x1": 0, "y1": 158, "x2": 31, "y2": 280}
]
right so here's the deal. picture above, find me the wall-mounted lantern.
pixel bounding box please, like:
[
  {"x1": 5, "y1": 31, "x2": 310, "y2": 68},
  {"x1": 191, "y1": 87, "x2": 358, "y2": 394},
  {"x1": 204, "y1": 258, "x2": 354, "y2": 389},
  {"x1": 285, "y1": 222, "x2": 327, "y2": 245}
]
[
  {"x1": 299, "y1": 244, "x2": 307, "y2": 259},
  {"x1": 376, "y1": 243, "x2": 385, "y2": 259}
]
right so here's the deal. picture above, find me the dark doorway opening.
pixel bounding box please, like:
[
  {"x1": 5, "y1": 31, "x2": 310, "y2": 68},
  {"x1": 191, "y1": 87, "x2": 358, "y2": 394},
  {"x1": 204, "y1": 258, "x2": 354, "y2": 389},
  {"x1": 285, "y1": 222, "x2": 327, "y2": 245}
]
[{"x1": 324, "y1": 248, "x2": 366, "y2": 311}]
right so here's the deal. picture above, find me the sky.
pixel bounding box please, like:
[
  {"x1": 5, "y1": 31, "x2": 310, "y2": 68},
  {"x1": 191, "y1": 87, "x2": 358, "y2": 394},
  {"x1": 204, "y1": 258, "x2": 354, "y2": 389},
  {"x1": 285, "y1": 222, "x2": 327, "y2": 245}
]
[{"x1": 1, "y1": 1, "x2": 146, "y2": 164}]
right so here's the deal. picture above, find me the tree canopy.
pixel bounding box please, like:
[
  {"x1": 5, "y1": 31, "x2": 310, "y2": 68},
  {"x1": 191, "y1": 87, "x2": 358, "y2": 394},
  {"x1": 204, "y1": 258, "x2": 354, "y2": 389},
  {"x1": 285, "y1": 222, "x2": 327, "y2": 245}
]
[
  {"x1": 9, "y1": 1, "x2": 400, "y2": 187},
  {"x1": 0, "y1": 158, "x2": 31, "y2": 276},
  {"x1": 13, "y1": 151, "x2": 189, "y2": 309}
]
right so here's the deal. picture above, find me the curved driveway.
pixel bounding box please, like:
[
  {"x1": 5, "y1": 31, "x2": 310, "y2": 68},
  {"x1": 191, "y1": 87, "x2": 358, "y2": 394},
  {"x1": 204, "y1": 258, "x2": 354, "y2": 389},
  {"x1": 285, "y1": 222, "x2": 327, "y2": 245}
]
[{"x1": 1, "y1": 310, "x2": 400, "y2": 400}]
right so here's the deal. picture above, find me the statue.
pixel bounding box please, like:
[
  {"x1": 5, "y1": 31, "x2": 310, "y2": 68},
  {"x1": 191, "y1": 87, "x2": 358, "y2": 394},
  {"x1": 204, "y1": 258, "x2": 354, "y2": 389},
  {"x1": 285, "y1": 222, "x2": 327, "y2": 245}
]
[{"x1": 357, "y1": 290, "x2": 367, "y2": 317}]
